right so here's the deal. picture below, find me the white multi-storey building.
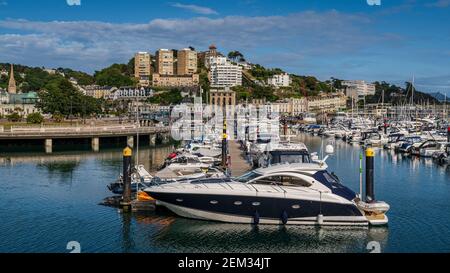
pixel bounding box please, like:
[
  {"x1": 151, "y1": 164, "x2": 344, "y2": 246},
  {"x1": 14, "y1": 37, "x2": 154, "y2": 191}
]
[
  {"x1": 134, "y1": 52, "x2": 152, "y2": 87},
  {"x1": 271, "y1": 98, "x2": 307, "y2": 116},
  {"x1": 307, "y1": 92, "x2": 347, "y2": 113},
  {"x1": 342, "y1": 80, "x2": 376, "y2": 100},
  {"x1": 107, "y1": 87, "x2": 154, "y2": 101},
  {"x1": 208, "y1": 56, "x2": 243, "y2": 88},
  {"x1": 268, "y1": 73, "x2": 292, "y2": 88}
]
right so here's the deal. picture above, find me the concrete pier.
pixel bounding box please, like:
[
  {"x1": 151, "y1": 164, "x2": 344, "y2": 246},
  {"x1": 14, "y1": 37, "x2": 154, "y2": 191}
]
[
  {"x1": 0, "y1": 124, "x2": 170, "y2": 153},
  {"x1": 149, "y1": 134, "x2": 156, "y2": 146},
  {"x1": 127, "y1": 136, "x2": 134, "y2": 148},
  {"x1": 161, "y1": 133, "x2": 170, "y2": 144},
  {"x1": 229, "y1": 141, "x2": 251, "y2": 177},
  {"x1": 91, "y1": 137, "x2": 100, "y2": 152},
  {"x1": 45, "y1": 139, "x2": 52, "y2": 154}
]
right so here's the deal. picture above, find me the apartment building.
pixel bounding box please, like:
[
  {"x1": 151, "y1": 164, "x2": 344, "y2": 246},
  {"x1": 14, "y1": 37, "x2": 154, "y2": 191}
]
[
  {"x1": 307, "y1": 92, "x2": 347, "y2": 113},
  {"x1": 152, "y1": 74, "x2": 199, "y2": 87},
  {"x1": 177, "y1": 48, "x2": 197, "y2": 75},
  {"x1": 107, "y1": 87, "x2": 154, "y2": 101},
  {"x1": 209, "y1": 56, "x2": 243, "y2": 88},
  {"x1": 342, "y1": 80, "x2": 376, "y2": 100},
  {"x1": 82, "y1": 85, "x2": 117, "y2": 99},
  {"x1": 134, "y1": 52, "x2": 152, "y2": 87},
  {"x1": 271, "y1": 98, "x2": 307, "y2": 116},
  {"x1": 156, "y1": 49, "x2": 174, "y2": 75},
  {"x1": 268, "y1": 73, "x2": 292, "y2": 88}
]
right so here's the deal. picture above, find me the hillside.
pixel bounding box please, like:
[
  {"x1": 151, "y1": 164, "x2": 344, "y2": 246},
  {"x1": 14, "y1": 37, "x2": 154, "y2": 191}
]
[
  {"x1": 0, "y1": 63, "x2": 95, "y2": 92},
  {"x1": 429, "y1": 92, "x2": 448, "y2": 102},
  {"x1": 365, "y1": 81, "x2": 440, "y2": 105},
  {"x1": 0, "y1": 59, "x2": 136, "y2": 92},
  {"x1": 0, "y1": 60, "x2": 442, "y2": 106}
]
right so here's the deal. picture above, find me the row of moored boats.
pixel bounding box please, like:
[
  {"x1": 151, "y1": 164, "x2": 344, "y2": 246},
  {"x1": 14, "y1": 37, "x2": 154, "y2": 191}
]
[
  {"x1": 108, "y1": 126, "x2": 392, "y2": 226},
  {"x1": 299, "y1": 115, "x2": 450, "y2": 165}
]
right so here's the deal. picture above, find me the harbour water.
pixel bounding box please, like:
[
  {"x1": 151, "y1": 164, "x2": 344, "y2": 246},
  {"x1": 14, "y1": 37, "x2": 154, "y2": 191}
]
[{"x1": 1, "y1": 135, "x2": 449, "y2": 253}]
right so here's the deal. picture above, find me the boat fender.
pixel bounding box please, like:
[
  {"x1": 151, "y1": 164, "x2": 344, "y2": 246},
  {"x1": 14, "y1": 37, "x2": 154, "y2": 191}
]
[
  {"x1": 281, "y1": 211, "x2": 288, "y2": 225},
  {"x1": 317, "y1": 214, "x2": 324, "y2": 226},
  {"x1": 253, "y1": 211, "x2": 260, "y2": 225}
]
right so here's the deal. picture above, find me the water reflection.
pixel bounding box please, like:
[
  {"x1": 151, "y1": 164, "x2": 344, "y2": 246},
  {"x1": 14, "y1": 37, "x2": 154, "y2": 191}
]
[
  {"x1": 1, "y1": 133, "x2": 449, "y2": 253},
  {"x1": 37, "y1": 162, "x2": 80, "y2": 174},
  {"x1": 121, "y1": 213, "x2": 135, "y2": 253},
  {"x1": 0, "y1": 146, "x2": 174, "y2": 172},
  {"x1": 132, "y1": 214, "x2": 389, "y2": 253}
]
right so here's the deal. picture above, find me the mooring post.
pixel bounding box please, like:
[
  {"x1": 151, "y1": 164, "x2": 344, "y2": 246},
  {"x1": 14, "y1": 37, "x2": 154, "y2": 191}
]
[
  {"x1": 91, "y1": 137, "x2": 99, "y2": 152},
  {"x1": 45, "y1": 139, "x2": 53, "y2": 154},
  {"x1": 121, "y1": 146, "x2": 133, "y2": 212},
  {"x1": 222, "y1": 110, "x2": 228, "y2": 168},
  {"x1": 447, "y1": 126, "x2": 450, "y2": 143},
  {"x1": 365, "y1": 148, "x2": 375, "y2": 203}
]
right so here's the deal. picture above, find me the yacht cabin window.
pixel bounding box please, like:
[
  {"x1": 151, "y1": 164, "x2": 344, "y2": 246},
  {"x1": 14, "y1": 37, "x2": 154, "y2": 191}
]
[
  {"x1": 235, "y1": 171, "x2": 261, "y2": 183},
  {"x1": 251, "y1": 175, "x2": 311, "y2": 187}
]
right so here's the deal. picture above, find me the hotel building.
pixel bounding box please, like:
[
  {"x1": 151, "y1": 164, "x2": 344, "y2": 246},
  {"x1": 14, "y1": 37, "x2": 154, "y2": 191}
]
[
  {"x1": 209, "y1": 56, "x2": 243, "y2": 88},
  {"x1": 156, "y1": 49, "x2": 174, "y2": 75},
  {"x1": 134, "y1": 52, "x2": 152, "y2": 87}
]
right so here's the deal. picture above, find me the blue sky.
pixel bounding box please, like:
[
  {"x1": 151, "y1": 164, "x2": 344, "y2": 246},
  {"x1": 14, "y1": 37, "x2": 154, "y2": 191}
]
[{"x1": 0, "y1": 0, "x2": 449, "y2": 94}]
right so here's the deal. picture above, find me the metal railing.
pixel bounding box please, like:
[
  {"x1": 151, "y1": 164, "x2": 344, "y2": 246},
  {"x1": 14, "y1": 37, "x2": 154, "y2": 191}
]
[{"x1": 0, "y1": 125, "x2": 170, "y2": 137}]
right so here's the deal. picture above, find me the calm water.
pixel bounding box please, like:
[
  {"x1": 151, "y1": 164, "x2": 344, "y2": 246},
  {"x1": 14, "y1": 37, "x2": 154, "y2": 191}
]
[{"x1": 1, "y1": 135, "x2": 450, "y2": 253}]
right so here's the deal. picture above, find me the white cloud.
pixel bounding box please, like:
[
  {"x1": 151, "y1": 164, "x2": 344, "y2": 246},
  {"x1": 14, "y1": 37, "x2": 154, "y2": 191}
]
[
  {"x1": 171, "y1": 3, "x2": 218, "y2": 15},
  {"x1": 66, "y1": 0, "x2": 81, "y2": 6},
  {"x1": 0, "y1": 11, "x2": 399, "y2": 75},
  {"x1": 425, "y1": 0, "x2": 450, "y2": 8}
]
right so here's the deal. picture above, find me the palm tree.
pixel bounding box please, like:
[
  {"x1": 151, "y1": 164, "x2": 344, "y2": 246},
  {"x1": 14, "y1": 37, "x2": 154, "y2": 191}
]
[{"x1": 228, "y1": 51, "x2": 245, "y2": 63}]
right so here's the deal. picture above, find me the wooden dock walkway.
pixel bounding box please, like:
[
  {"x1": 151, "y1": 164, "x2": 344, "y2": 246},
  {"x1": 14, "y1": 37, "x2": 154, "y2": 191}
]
[{"x1": 228, "y1": 141, "x2": 252, "y2": 177}]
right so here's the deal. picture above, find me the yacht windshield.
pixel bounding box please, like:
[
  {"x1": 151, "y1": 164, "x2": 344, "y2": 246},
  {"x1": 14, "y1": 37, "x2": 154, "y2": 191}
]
[
  {"x1": 277, "y1": 154, "x2": 311, "y2": 164},
  {"x1": 234, "y1": 171, "x2": 261, "y2": 183}
]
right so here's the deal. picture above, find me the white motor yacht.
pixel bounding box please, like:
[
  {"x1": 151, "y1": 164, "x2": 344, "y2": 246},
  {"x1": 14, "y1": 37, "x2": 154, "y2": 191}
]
[{"x1": 145, "y1": 162, "x2": 390, "y2": 226}]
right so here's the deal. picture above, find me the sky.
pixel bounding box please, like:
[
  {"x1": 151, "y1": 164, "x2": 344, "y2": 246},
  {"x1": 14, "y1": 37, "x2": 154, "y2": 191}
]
[{"x1": 0, "y1": 0, "x2": 449, "y2": 94}]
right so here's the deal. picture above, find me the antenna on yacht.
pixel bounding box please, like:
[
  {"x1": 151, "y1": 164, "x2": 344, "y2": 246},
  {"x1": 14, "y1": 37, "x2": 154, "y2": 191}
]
[
  {"x1": 359, "y1": 152, "x2": 363, "y2": 199},
  {"x1": 320, "y1": 137, "x2": 324, "y2": 160},
  {"x1": 135, "y1": 97, "x2": 140, "y2": 199}
]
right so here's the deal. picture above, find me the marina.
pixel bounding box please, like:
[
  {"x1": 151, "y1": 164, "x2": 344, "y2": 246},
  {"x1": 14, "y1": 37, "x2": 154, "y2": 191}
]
[
  {"x1": 1, "y1": 0, "x2": 449, "y2": 259},
  {"x1": 1, "y1": 129, "x2": 450, "y2": 252}
]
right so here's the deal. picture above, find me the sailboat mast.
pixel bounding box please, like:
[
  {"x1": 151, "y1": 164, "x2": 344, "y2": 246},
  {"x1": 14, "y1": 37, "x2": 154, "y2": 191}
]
[{"x1": 412, "y1": 75, "x2": 415, "y2": 119}]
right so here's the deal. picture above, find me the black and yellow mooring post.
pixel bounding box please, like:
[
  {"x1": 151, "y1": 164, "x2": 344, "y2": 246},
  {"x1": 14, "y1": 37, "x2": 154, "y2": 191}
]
[
  {"x1": 447, "y1": 126, "x2": 450, "y2": 143},
  {"x1": 121, "y1": 146, "x2": 132, "y2": 212},
  {"x1": 283, "y1": 117, "x2": 288, "y2": 136},
  {"x1": 365, "y1": 148, "x2": 375, "y2": 203},
  {"x1": 222, "y1": 116, "x2": 228, "y2": 168}
]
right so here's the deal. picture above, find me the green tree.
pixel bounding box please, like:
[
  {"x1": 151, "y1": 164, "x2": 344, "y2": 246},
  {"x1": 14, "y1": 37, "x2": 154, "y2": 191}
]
[
  {"x1": 52, "y1": 112, "x2": 64, "y2": 123},
  {"x1": 250, "y1": 64, "x2": 284, "y2": 81},
  {"x1": 26, "y1": 112, "x2": 44, "y2": 124},
  {"x1": 126, "y1": 58, "x2": 135, "y2": 77},
  {"x1": 6, "y1": 112, "x2": 22, "y2": 122},
  {"x1": 58, "y1": 68, "x2": 95, "y2": 86},
  {"x1": 94, "y1": 64, "x2": 135, "y2": 87},
  {"x1": 228, "y1": 51, "x2": 244, "y2": 63},
  {"x1": 252, "y1": 85, "x2": 278, "y2": 102},
  {"x1": 199, "y1": 70, "x2": 211, "y2": 102},
  {"x1": 232, "y1": 86, "x2": 251, "y2": 102},
  {"x1": 37, "y1": 78, "x2": 102, "y2": 117},
  {"x1": 147, "y1": 89, "x2": 183, "y2": 105}
]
